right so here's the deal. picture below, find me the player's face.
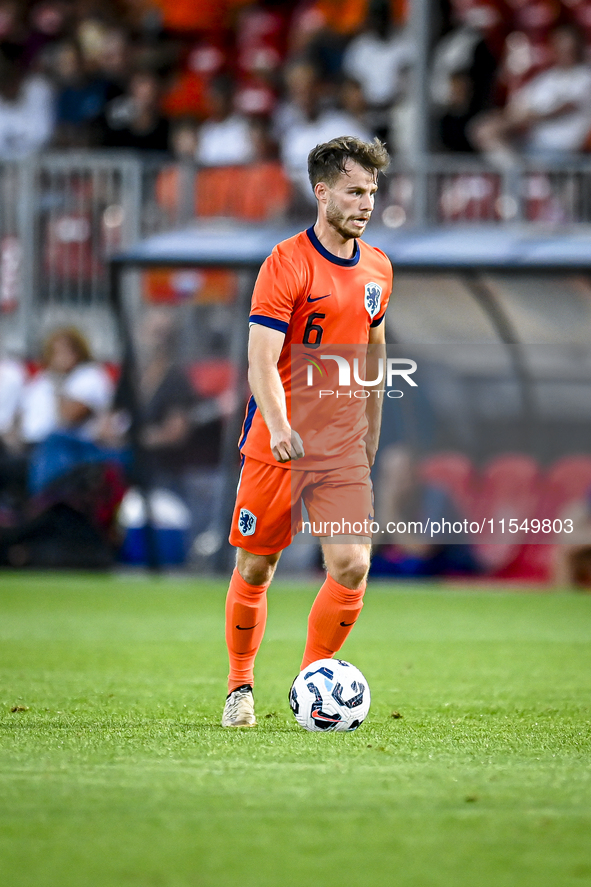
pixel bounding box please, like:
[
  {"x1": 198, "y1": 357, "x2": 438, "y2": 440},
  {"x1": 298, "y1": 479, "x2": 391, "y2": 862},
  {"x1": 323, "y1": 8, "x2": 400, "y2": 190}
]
[{"x1": 325, "y1": 161, "x2": 378, "y2": 240}]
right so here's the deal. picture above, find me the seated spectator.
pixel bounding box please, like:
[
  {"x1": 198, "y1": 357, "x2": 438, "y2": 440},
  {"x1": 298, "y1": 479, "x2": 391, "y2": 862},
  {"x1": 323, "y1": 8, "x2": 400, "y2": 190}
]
[
  {"x1": 93, "y1": 27, "x2": 131, "y2": 105},
  {"x1": 276, "y1": 60, "x2": 372, "y2": 204},
  {"x1": 342, "y1": 0, "x2": 414, "y2": 143},
  {"x1": 0, "y1": 1, "x2": 25, "y2": 52},
  {"x1": 0, "y1": 331, "x2": 124, "y2": 567},
  {"x1": 340, "y1": 75, "x2": 373, "y2": 135},
  {"x1": 553, "y1": 493, "x2": 591, "y2": 589},
  {"x1": 98, "y1": 307, "x2": 224, "y2": 540},
  {"x1": 0, "y1": 46, "x2": 54, "y2": 159},
  {"x1": 22, "y1": 0, "x2": 71, "y2": 71},
  {"x1": 472, "y1": 24, "x2": 591, "y2": 164},
  {"x1": 51, "y1": 40, "x2": 109, "y2": 147},
  {"x1": 98, "y1": 308, "x2": 197, "y2": 486},
  {"x1": 99, "y1": 67, "x2": 170, "y2": 153},
  {"x1": 431, "y1": 4, "x2": 499, "y2": 117},
  {"x1": 18, "y1": 327, "x2": 114, "y2": 494},
  {"x1": 370, "y1": 445, "x2": 479, "y2": 578},
  {"x1": 431, "y1": 3, "x2": 500, "y2": 153},
  {"x1": 19, "y1": 328, "x2": 111, "y2": 447},
  {"x1": 438, "y1": 70, "x2": 478, "y2": 153},
  {"x1": 196, "y1": 74, "x2": 255, "y2": 167},
  {"x1": 170, "y1": 116, "x2": 199, "y2": 160},
  {"x1": 273, "y1": 59, "x2": 316, "y2": 141}
]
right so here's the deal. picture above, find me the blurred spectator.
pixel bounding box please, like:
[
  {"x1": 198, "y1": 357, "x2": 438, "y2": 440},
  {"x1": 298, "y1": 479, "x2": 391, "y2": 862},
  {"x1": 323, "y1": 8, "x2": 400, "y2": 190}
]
[
  {"x1": 553, "y1": 492, "x2": 591, "y2": 589},
  {"x1": 161, "y1": 39, "x2": 226, "y2": 120},
  {"x1": 273, "y1": 59, "x2": 316, "y2": 141},
  {"x1": 99, "y1": 306, "x2": 224, "y2": 543},
  {"x1": 19, "y1": 327, "x2": 112, "y2": 446},
  {"x1": 99, "y1": 308, "x2": 197, "y2": 484},
  {"x1": 234, "y1": 1, "x2": 289, "y2": 118},
  {"x1": 431, "y1": 4, "x2": 499, "y2": 113},
  {"x1": 92, "y1": 27, "x2": 130, "y2": 104},
  {"x1": 339, "y1": 75, "x2": 373, "y2": 133},
  {"x1": 472, "y1": 24, "x2": 591, "y2": 164},
  {"x1": 431, "y1": 3, "x2": 499, "y2": 152},
  {"x1": 370, "y1": 445, "x2": 479, "y2": 578},
  {"x1": 0, "y1": 351, "x2": 26, "y2": 507},
  {"x1": 0, "y1": 1, "x2": 25, "y2": 52},
  {"x1": 0, "y1": 350, "x2": 25, "y2": 440},
  {"x1": 0, "y1": 330, "x2": 124, "y2": 569},
  {"x1": 342, "y1": 0, "x2": 413, "y2": 143},
  {"x1": 23, "y1": 0, "x2": 71, "y2": 70},
  {"x1": 0, "y1": 47, "x2": 54, "y2": 158},
  {"x1": 51, "y1": 39, "x2": 108, "y2": 146},
  {"x1": 19, "y1": 327, "x2": 114, "y2": 493},
  {"x1": 438, "y1": 70, "x2": 478, "y2": 153},
  {"x1": 196, "y1": 74, "x2": 255, "y2": 166},
  {"x1": 276, "y1": 59, "x2": 372, "y2": 203},
  {"x1": 134, "y1": 307, "x2": 196, "y2": 478},
  {"x1": 248, "y1": 115, "x2": 280, "y2": 162},
  {"x1": 170, "y1": 116, "x2": 199, "y2": 160},
  {"x1": 98, "y1": 67, "x2": 170, "y2": 153}
]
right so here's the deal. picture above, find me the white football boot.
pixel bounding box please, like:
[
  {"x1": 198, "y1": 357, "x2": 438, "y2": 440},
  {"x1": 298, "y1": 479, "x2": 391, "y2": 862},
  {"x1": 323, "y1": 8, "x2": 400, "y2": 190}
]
[{"x1": 221, "y1": 684, "x2": 257, "y2": 727}]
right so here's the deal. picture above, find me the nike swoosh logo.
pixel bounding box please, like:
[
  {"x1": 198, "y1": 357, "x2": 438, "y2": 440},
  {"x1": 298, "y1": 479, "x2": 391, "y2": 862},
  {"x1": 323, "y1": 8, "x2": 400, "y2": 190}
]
[
  {"x1": 312, "y1": 710, "x2": 341, "y2": 722},
  {"x1": 236, "y1": 623, "x2": 258, "y2": 630},
  {"x1": 340, "y1": 621, "x2": 355, "y2": 627},
  {"x1": 307, "y1": 293, "x2": 331, "y2": 303}
]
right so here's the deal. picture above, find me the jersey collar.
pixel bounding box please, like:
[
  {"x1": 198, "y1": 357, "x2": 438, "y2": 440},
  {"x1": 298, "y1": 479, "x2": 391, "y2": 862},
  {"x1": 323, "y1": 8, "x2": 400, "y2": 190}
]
[{"x1": 306, "y1": 226, "x2": 360, "y2": 267}]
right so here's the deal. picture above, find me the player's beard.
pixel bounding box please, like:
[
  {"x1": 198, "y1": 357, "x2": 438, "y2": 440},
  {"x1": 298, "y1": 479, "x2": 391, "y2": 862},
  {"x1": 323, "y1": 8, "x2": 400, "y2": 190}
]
[{"x1": 326, "y1": 197, "x2": 367, "y2": 241}]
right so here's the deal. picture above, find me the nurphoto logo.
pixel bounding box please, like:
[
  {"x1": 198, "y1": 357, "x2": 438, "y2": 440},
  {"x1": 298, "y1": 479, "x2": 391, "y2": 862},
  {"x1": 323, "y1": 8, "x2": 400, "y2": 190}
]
[{"x1": 304, "y1": 354, "x2": 418, "y2": 398}]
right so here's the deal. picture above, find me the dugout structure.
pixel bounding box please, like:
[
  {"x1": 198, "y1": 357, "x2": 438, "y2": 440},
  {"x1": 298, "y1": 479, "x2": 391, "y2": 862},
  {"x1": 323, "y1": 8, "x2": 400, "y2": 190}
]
[{"x1": 110, "y1": 222, "x2": 591, "y2": 571}]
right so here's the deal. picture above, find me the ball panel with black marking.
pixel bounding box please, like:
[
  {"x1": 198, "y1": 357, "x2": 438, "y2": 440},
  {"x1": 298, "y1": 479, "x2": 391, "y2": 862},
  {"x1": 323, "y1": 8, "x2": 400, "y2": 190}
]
[{"x1": 288, "y1": 658, "x2": 370, "y2": 732}]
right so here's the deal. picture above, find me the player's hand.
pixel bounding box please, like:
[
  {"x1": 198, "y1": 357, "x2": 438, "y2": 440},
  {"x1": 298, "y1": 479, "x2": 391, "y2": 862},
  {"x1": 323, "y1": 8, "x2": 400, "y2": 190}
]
[{"x1": 270, "y1": 427, "x2": 305, "y2": 463}]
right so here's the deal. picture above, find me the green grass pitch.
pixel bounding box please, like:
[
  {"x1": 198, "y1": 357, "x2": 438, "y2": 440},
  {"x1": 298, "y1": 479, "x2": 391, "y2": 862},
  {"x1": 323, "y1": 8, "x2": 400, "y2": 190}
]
[{"x1": 1, "y1": 572, "x2": 590, "y2": 887}]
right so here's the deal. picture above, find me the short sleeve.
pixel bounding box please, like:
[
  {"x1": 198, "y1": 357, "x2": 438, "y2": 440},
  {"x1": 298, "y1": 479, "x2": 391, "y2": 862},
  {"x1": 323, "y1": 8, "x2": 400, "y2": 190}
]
[
  {"x1": 249, "y1": 250, "x2": 302, "y2": 335},
  {"x1": 370, "y1": 253, "x2": 394, "y2": 328},
  {"x1": 63, "y1": 364, "x2": 113, "y2": 413}
]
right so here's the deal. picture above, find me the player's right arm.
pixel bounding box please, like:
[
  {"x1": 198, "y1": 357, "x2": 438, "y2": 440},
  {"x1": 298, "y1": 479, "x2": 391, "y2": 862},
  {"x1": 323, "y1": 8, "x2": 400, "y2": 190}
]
[{"x1": 248, "y1": 323, "x2": 305, "y2": 463}]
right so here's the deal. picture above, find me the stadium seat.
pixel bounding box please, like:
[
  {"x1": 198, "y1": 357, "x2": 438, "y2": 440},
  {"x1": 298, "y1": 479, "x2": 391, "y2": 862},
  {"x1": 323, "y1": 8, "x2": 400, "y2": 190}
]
[
  {"x1": 418, "y1": 452, "x2": 475, "y2": 514},
  {"x1": 187, "y1": 359, "x2": 236, "y2": 398},
  {"x1": 195, "y1": 163, "x2": 292, "y2": 221},
  {"x1": 477, "y1": 453, "x2": 541, "y2": 503},
  {"x1": 155, "y1": 162, "x2": 292, "y2": 222},
  {"x1": 471, "y1": 453, "x2": 542, "y2": 576},
  {"x1": 149, "y1": 162, "x2": 292, "y2": 304},
  {"x1": 541, "y1": 455, "x2": 591, "y2": 518}
]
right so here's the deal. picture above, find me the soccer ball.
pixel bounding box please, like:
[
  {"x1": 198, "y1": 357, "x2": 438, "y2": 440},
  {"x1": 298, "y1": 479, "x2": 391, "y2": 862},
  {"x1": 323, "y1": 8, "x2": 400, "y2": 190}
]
[{"x1": 289, "y1": 658, "x2": 370, "y2": 732}]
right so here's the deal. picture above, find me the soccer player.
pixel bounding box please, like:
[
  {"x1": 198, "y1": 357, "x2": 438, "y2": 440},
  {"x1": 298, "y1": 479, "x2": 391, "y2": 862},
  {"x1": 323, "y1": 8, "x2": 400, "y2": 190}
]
[{"x1": 222, "y1": 135, "x2": 392, "y2": 727}]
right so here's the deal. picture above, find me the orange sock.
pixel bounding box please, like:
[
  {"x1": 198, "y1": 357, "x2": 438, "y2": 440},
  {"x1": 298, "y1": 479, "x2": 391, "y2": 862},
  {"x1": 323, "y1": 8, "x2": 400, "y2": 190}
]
[
  {"x1": 301, "y1": 572, "x2": 366, "y2": 670},
  {"x1": 226, "y1": 567, "x2": 269, "y2": 692}
]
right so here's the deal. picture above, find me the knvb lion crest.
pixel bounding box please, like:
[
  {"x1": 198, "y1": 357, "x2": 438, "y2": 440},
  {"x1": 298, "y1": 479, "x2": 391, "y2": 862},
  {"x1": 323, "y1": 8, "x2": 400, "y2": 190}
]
[
  {"x1": 238, "y1": 508, "x2": 257, "y2": 536},
  {"x1": 364, "y1": 282, "x2": 382, "y2": 319}
]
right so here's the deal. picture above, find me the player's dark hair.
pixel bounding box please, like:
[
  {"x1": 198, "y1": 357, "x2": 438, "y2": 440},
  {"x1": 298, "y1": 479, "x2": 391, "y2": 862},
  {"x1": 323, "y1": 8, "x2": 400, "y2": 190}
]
[{"x1": 307, "y1": 136, "x2": 390, "y2": 189}]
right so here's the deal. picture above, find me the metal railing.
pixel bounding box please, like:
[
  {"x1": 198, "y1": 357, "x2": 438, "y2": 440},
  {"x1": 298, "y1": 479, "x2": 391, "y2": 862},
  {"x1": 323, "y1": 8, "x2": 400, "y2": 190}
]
[
  {"x1": 380, "y1": 156, "x2": 591, "y2": 227},
  {"x1": 3, "y1": 151, "x2": 591, "y2": 358}
]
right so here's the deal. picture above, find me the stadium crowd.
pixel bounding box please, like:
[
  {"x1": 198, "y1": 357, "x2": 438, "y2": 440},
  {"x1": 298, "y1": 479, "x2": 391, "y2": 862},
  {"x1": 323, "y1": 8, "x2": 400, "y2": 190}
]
[
  {"x1": 3, "y1": 0, "x2": 591, "y2": 580},
  {"x1": 2, "y1": 0, "x2": 591, "y2": 177}
]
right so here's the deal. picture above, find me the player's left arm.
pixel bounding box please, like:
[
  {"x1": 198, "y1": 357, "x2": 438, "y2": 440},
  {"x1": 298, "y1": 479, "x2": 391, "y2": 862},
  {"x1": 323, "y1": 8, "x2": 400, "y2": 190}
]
[{"x1": 364, "y1": 320, "x2": 386, "y2": 468}]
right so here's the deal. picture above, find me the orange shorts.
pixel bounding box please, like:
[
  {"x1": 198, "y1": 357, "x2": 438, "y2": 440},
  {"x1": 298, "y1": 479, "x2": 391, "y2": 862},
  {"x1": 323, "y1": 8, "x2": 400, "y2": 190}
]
[{"x1": 229, "y1": 456, "x2": 374, "y2": 555}]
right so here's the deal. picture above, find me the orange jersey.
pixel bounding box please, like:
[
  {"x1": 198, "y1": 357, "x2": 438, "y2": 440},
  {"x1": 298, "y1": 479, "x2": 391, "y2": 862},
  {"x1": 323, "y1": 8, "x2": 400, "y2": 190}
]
[{"x1": 239, "y1": 226, "x2": 393, "y2": 469}]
